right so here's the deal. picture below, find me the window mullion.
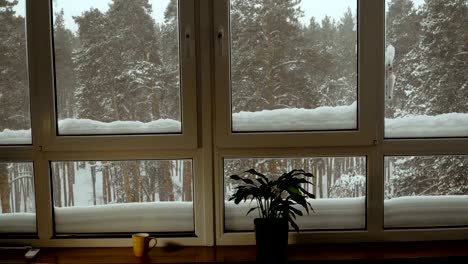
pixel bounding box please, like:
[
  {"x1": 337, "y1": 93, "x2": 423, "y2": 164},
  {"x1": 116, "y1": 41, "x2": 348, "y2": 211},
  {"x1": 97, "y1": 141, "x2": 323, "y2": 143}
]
[{"x1": 359, "y1": 0, "x2": 386, "y2": 239}]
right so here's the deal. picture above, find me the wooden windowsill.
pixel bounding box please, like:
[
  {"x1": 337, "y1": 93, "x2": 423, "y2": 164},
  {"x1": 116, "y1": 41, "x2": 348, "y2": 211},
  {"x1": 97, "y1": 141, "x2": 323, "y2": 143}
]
[{"x1": 1, "y1": 241, "x2": 468, "y2": 263}]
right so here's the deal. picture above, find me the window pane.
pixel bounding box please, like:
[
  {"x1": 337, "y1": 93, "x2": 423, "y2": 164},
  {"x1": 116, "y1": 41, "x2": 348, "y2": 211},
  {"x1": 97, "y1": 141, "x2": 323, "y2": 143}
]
[
  {"x1": 385, "y1": 155, "x2": 468, "y2": 228},
  {"x1": 385, "y1": 0, "x2": 468, "y2": 138},
  {"x1": 0, "y1": 0, "x2": 31, "y2": 144},
  {"x1": 230, "y1": 0, "x2": 357, "y2": 132},
  {"x1": 224, "y1": 157, "x2": 366, "y2": 231},
  {"x1": 0, "y1": 162, "x2": 36, "y2": 234},
  {"x1": 51, "y1": 160, "x2": 193, "y2": 234},
  {"x1": 53, "y1": 0, "x2": 181, "y2": 135}
]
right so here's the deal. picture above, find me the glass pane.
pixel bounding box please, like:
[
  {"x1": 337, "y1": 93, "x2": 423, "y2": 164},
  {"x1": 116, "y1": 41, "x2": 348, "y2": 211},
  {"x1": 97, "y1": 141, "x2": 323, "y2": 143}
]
[
  {"x1": 53, "y1": 0, "x2": 181, "y2": 135},
  {"x1": 385, "y1": 155, "x2": 468, "y2": 228},
  {"x1": 51, "y1": 160, "x2": 193, "y2": 234},
  {"x1": 224, "y1": 157, "x2": 366, "y2": 231},
  {"x1": 385, "y1": 0, "x2": 468, "y2": 138},
  {"x1": 0, "y1": 162, "x2": 36, "y2": 234},
  {"x1": 230, "y1": 0, "x2": 358, "y2": 132},
  {"x1": 0, "y1": 0, "x2": 31, "y2": 144}
]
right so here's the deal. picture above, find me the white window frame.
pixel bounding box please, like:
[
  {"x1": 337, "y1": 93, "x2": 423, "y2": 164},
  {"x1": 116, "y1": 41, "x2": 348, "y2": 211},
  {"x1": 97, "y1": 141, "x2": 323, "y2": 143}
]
[
  {"x1": 212, "y1": 0, "x2": 378, "y2": 149},
  {"x1": 212, "y1": 0, "x2": 468, "y2": 245},
  {"x1": 0, "y1": 0, "x2": 214, "y2": 247}
]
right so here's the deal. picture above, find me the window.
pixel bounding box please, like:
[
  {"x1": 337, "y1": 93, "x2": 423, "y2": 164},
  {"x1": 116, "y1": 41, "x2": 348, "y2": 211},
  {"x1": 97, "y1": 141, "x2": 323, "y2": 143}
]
[
  {"x1": 224, "y1": 157, "x2": 366, "y2": 232},
  {"x1": 385, "y1": 0, "x2": 468, "y2": 138},
  {"x1": 0, "y1": 162, "x2": 36, "y2": 234},
  {"x1": 52, "y1": 0, "x2": 182, "y2": 136},
  {"x1": 229, "y1": 0, "x2": 358, "y2": 132},
  {"x1": 1, "y1": 0, "x2": 467, "y2": 247},
  {"x1": 51, "y1": 160, "x2": 193, "y2": 235},
  {"x1": 0, "y1": 0, "x2": 31, "y2": 145},
  {"x1": 385, "y1": 155, "x2": 468, "y2": 229}
]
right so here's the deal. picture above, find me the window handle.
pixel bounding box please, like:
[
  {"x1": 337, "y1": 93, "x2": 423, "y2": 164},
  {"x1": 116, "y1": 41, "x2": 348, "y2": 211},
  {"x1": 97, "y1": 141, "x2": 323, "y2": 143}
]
[
  {"x1": 184, "y1": 26, "x2": 192, "y2": 59},
  {"x1": 217, "y1": 25, "x2": 225, "y2": 57}
]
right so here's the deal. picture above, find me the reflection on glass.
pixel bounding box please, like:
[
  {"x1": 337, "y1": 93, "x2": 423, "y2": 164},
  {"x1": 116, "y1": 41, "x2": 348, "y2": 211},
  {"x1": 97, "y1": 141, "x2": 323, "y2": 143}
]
[{"x1": 224, "y1": 157, "x2": 366, "y2": 231}]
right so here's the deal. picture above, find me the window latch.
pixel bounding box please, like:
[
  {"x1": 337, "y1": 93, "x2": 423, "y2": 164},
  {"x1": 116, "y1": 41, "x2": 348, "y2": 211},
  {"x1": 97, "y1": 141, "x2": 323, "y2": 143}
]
[
  {"x1": 217, "y1": 26, "x2": 224, "y2": 57},
  {"x1": 184, "y1": 26, "x2": 192, "y2": 59}
]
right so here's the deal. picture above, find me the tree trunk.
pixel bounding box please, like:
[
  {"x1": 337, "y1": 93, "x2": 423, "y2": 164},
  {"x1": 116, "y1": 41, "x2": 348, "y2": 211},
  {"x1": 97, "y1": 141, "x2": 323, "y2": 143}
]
[
  {"x1": 131, "y1": 161, "x2": 140, "y2": 202},
  {"x1": 0, "y1": 164, "x2": 11, "y2": 213},
  {"x1": 182, "y1": 160, "x2": 192, "y2": 201},
  {"x1": 159, "y1": 161, "x2": 174, "y2": 201},
  {"x1": 53, "y1": 163, "x2": 62, "y2": 207},
  {"x1": 67, "y1": 162, "x2": 75, "y2": 206},
  {"x1": 90, "y1": 161, "x2": 97, "y2": 205},
  {"x1": 62, "y1": 163, "x2": 68, "y2": 207},
  {"x1": 122, "y1": 162, "x2": 131, "y2": 202},
  {"x1": 102, "y1": 164, "x2": 109, "y2": 204}
]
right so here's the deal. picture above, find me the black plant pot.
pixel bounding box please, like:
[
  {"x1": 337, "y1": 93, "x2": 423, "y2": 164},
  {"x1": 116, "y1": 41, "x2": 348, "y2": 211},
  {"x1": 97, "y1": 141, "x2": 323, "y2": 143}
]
[{"x1": 254, "y1": 218, "x2": 288, "y2": 263}]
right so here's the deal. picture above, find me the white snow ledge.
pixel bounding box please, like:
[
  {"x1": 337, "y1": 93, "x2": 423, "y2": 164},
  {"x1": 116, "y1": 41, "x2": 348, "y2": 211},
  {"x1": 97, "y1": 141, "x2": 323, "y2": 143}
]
[
  {"x1": 385, "y1": 112, "x2": 468, "y2": 138},
  {"x1": 58, "y1": 118, "x2": 182, "y2": 135},
  {"x1": 232, "y1": 102, "x2": 358, "y2": 131},
  {"x1": 2, "y1": 106, "x2": 467, "y2": 143},
  {"x1": 2, "y1": 196, "x2": 468, "y2": 234},
  {"x1": 54, "y1": 202, "x2": 194, "y2": 233},
  {"x1": 0, "y1": 129, "x2": 31, "y2": 144}
]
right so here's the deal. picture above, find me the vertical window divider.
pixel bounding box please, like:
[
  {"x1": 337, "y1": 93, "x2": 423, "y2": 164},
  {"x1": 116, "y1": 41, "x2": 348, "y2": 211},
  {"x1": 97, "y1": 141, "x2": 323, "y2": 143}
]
[
  {"x1": 26, "y1": 0, "x2": 55, "y2": 243},
  {"x1": 358, "y1": 0, "x2": 386, "y2": 240}
]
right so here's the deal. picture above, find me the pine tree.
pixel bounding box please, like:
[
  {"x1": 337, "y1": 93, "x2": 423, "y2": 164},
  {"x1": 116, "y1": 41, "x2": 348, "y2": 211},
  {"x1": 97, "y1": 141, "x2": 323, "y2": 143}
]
[
  {"x1": 0, "y1": 0, "x2": 29, "y2": 131},
  {"x1": 54, "y1": 9, "x2": 77, "y2": 120},
  {"x1": 230, "y1": 0, "x2": 307, "y2": 111},
  {"x1": 405, "y1": 0, "x2": 467, "y2": 115},
  {"x1": 385, "y1": 0, "x2": 421, "y2": 117}
]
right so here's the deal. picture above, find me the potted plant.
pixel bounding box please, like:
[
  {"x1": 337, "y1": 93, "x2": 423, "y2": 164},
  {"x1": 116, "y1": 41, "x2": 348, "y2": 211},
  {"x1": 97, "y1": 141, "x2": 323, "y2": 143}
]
[{"x1": 229, "y1": 169, "x2": 315, "y2": 263}]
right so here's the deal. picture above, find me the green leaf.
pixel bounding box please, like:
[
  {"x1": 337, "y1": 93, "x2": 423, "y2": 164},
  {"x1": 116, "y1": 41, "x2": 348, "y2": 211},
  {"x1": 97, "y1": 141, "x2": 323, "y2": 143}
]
[
  {"x1": 286, "y1": 186, "x2": 302, "y2": 195},
  {"x1": 255, "y1": 177, "x2": 267, "y2": 186},
  {"x1": 289, "y1": 206, "x2": 303, "y2": 216},
  {"x1": 245, "y1": 169, "x2": 268, "y2": 182},
  {"x1": 288, "y1": 218, "x2": 300, "y2": 233},
  {"x1": 246, "y1": 207, "x2": 259, "y2": 216}
]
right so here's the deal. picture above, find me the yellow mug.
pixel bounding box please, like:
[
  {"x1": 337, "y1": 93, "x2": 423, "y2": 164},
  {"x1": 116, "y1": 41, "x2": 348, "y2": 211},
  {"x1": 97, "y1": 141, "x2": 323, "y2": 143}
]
[{"x1": 132, "y1": 233, "x2": 157, "y2": 257}]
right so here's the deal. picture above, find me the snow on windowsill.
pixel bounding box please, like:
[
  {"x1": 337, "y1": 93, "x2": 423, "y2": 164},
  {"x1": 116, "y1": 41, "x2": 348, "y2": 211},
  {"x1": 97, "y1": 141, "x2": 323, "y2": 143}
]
[
  {"x1": 54, "y1": 202, "x2": 194, "y2": 233},
  {"x1": 2, "y1": 196, "x2": 468, "y2": 234},
  {"x1": 2, "y1": 103, "x2": 467, "y2": 143}
]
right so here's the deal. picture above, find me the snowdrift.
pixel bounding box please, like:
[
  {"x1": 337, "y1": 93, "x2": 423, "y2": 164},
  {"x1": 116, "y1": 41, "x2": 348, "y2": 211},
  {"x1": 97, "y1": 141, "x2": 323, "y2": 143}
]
[
  {"x1": 0, "y1": 213, "x2": 36, "y2": 233},
  {"x1": 0, "y1": 129, "x2": 31, "y2": 144},
  {"x1": 54, "y1": 202, "x2": 194, "y2": 233},
  {"x1": 2, "y1": 103, "x2": 468, "y2": 143},
  {"x1": 232, "y1": 102, "x2": 357, "y2": 131},
  {"x1": 384, "y1": 195, "x2": 468, "y2": 228},
  {"x1": 225, "y1": 197, "x2": 366, "y2": 231},
  {"x1": 58, "y1": 118, "x2": 181, "y2": 135},
  {"x1": 385, "y1": 113, "x2": 468, "y2": 138},
  {"x1": 2, "y1": 196, "x2": 468, "y2": 234}
]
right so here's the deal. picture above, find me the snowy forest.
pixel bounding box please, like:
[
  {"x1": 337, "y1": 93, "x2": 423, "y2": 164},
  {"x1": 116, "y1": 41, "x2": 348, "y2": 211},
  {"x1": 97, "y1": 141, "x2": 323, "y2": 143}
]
[{"x1": 0, "y1": 0, "x2": 467, "y2": 224}]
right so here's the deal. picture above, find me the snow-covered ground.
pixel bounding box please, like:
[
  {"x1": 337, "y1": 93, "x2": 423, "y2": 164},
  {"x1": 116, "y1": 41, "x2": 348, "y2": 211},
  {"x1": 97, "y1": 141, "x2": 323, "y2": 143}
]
[
  {"x1": 2, "y1": 103, "x2": 467, "y2": 143},
  {"x1": 2, "y1": 195, "x2": 468, "y2": 234}
]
